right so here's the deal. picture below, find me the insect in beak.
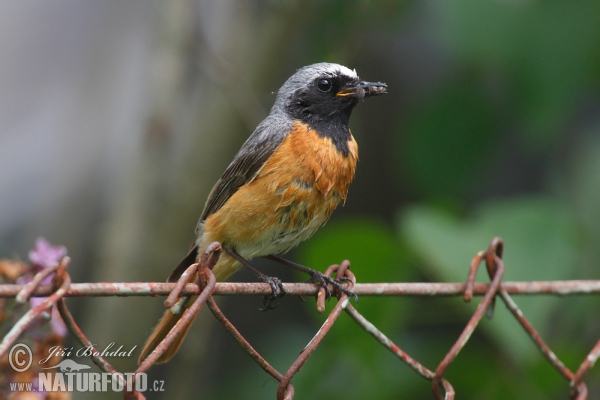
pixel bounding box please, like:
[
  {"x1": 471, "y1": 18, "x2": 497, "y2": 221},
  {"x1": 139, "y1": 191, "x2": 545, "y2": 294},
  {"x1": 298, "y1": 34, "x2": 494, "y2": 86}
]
[{"x1": 336, "y1": 81, "x2": 387, "y2": 100}]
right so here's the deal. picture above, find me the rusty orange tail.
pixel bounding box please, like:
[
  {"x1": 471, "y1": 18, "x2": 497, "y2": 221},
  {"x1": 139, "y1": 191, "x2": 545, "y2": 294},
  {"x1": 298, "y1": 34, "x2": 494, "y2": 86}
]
[
  {"x1": 138, "y1": 252, "x2": 239, "y2": 365},
  {"x1": 138, "y1": 295, "x2": 198, "y2": 365}
]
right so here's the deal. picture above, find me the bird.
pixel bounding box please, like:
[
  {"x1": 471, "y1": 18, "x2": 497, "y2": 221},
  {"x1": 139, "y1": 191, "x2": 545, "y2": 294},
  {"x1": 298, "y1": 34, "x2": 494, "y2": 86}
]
[{"x1": 139, "y1": 62, "x2": 386, "y2": 364}]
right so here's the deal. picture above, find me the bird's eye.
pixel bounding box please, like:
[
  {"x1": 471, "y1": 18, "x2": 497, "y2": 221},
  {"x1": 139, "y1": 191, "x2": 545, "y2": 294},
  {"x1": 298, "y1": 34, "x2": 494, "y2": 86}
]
[{"x1": 317, "y1": 79, "x2": 332, "y2": 92}]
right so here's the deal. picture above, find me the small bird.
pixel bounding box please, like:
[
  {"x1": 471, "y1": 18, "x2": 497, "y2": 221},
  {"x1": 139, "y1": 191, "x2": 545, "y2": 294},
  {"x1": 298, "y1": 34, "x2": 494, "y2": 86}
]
[{"x1": 139, "y1": 62, "x2": 386, "y2": 364}]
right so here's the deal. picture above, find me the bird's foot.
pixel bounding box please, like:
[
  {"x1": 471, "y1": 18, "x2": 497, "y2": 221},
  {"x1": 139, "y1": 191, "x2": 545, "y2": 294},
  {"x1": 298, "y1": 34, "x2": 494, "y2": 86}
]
[
  {"x1": 258, "y1": 274, "x2": 285, "y2": 310},
  {"x1": 308, "y1": 272, "x2": 357, "y2": 302}
]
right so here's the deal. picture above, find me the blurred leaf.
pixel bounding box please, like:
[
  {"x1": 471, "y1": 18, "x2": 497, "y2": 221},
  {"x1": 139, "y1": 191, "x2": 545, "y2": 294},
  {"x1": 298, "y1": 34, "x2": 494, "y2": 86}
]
[
  {"x1": 398, "y1": 79, "x2": 497, "y2": 199},
  {"x1": 293, "y1": 218, "x2": 418, "y2": 398},
  {"x1": 399, "y1": 197, "x2": 580, "y2": 359},
  {"x1": 553, "y1": 128, "x2": 600, "y2": 343},
  {"x1": 435, "y1": 0, "x2": 600, "y2": 140},
  {"x1": 216, "y1": 323, "x2": 318, "y2": 400},
  {"x1": 298, "y1": 217, "x2": 406, "y2": 283},
  {"x1": 306, "y1": 0, "x2": 408, "y2": 61},
  {"x1": 298, "y1": 216, "x2": 411, "y2": 349},
  {"x1": 562, "y1": 128, "x2": 600, "y2": 242}
]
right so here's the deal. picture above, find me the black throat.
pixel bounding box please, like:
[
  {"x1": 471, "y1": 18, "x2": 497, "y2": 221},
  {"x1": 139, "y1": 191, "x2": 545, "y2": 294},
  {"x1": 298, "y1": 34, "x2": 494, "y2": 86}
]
[{"x1": 286, "y1": 103, "x2": 355, "y2": 157}]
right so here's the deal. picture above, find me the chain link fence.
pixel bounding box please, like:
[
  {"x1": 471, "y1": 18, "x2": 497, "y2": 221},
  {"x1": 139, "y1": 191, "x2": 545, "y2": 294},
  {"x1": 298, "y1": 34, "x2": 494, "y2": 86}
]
[{"x1": 1, "y1": 238, "x2": 599, "y2": 399}]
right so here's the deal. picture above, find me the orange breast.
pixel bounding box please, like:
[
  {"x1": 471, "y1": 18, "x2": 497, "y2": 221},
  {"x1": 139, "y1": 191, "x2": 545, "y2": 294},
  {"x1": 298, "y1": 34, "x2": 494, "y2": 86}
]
[{"x1": 201, "y1": 120, "x2": 358, "y2": 260}]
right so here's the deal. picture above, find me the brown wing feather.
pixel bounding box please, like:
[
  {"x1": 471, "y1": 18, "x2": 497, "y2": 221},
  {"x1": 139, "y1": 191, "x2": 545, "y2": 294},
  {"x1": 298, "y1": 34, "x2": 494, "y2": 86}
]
[
  {"x1": 197, "y1": 118, "x2": 291, "y2": 226},
  {"x1": 168, "y1": 118, "x2": 290, "y2": 282},
  {"x1": 199, "y1": 148, "x2": 276, "y2": 221}
]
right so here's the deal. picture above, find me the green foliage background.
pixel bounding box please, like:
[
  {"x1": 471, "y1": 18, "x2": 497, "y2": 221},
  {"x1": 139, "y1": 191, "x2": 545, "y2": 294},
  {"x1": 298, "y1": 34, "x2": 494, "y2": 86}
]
[
  {"x1": 2, "y1": 1, "x2": 599, "y2": 399},
  {"x1": 212, "y1": 1, "x2": 600, "y2": 398}
]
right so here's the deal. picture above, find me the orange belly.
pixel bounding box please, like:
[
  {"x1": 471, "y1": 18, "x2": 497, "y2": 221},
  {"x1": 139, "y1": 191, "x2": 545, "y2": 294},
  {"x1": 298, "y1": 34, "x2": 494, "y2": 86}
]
[{"x1": 198, "y1": 120, "x2": 358, "y2": 280}]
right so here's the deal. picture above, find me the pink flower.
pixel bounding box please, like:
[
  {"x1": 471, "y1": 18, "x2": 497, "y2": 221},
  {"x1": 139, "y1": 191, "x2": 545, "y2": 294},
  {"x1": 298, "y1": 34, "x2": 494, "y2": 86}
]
[
  {"x1": 28, "y1": 238, "x2": 67, "y2": 270},
  {"x1": 22, "y1": 238, "x2": 69, "y2": 337}
]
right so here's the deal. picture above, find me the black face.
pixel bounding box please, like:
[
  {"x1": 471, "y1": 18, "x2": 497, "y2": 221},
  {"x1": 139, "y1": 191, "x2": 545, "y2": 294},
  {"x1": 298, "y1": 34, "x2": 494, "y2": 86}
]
[{"x1": 286, "y1": 73, "x2": 361, "y2": 123}]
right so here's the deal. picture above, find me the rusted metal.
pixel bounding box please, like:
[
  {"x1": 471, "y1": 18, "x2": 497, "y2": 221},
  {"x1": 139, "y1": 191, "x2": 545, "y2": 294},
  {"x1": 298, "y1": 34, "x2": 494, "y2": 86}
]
[
  {"x1": 56, "y1": 299, "x2": 129, "y2": 384},
  {"x1": 1, "y1": 237, "x2": 599, "y2": 399},
  {"x1": 15, "y1": 262, "x2": 60, "y2": 303},
  {"x1": 277, "y1": 261, "x2": 355, "y2": 399},
  {"x1": 571, "y1": 340, "x2": 600, "y2": 398},
  {"x1": 0, "y1": 257, "x2": 71, "y2": 356},
  {"x1": 164, "y1": 242, "x2": 222, "y2": 309},
  {"x1": 570, "y1": 340, "x2": 600, "y2": 400},
  {"x1": 477, "y1": 240, "x2": 590, "y2": 399},
  {"x1": 463, "y1": 250, "x2": 486, "y2": 302},
  {"x1": 345, "y1": 302, "x2": 455, "y2": 399},
  {"x1": 164, "y1": 263, "x2": 199, "y2": 309},
  {"x1": 52, "y1": 262, "x2": 145, "y2": 399},
  {"x1": 316, "y1": 262, "x2": 347, "y2": 312},
  {"x1": 432, "y1": 249, "x2": 505, "y2": 399},
  {"x1": 206, "y1": 296, "x2": 294, "y2": 399},
  {"x1": 137, "y1": 263, "x2": 217, "y2": 372},
  {"x1": 3, "y1": 280, "x2": 600, "y2": 298}
]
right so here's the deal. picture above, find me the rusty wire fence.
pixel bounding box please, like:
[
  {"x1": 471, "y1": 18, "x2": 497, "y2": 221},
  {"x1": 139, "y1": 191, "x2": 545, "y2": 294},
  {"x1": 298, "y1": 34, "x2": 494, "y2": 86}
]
[{"x1": 1, "y1": 237, "x2": 599, "y2": 399}]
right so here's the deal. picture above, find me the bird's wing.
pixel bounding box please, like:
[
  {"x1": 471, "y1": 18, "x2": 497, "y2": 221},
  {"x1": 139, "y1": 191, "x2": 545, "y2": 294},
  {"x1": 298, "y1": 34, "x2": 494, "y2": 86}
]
[
  {"x1": 167, "y1": 117, "x2": 291, "y2": 283},
  {"x1": 198, "y1": 117, "x2": 290, "y2": 223}
]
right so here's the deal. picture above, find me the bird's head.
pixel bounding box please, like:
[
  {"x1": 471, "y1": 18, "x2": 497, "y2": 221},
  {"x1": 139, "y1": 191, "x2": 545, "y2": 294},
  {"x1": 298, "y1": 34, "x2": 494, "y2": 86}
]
[{"x1": 275, "y1": 63, "x2": 387, "y2": 122}]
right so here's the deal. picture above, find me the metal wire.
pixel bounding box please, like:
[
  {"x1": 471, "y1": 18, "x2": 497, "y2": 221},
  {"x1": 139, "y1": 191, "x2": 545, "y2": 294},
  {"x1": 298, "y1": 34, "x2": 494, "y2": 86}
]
[{"x1": 0, "y1": 237, "x2": 598, "y2": 399}]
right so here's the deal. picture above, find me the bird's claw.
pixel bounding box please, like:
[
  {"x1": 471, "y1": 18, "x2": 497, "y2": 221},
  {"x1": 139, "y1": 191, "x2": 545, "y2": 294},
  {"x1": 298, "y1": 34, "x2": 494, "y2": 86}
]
[
  {"x1": 259, "y1": 274, "x2": 285, "y2": 311},
  {"x1": 309, "y1": 272, "x2": 357, "y2": 302}
]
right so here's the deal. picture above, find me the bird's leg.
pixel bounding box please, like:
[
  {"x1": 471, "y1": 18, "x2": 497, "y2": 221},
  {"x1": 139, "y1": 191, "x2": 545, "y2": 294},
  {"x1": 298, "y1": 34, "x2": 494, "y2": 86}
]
[
  {"x1": 264, "y1": 255, "x2": 357, "y2": 301},
  {"x1": 228, "y1": 249, "x2": 285, "y2": 310}
]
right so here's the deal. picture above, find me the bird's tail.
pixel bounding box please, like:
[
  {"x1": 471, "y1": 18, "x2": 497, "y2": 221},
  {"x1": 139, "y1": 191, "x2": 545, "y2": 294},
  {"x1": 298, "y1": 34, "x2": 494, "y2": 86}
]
[{"x1": 138, "y1": 251, "x2": 239, "y2": 365}]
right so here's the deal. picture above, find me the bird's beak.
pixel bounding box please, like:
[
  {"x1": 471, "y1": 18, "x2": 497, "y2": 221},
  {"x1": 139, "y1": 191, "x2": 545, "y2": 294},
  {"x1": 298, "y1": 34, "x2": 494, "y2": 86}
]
[{"x1": 336, "y1": 81, "x2": 387, "y2": 99}]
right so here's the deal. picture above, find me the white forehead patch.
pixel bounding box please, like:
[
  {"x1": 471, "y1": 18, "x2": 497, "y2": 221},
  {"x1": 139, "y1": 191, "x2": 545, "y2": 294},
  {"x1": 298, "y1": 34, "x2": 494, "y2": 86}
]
[
  {"x1": 275, "y1": 63, "x2": 362, "y2": 108},
  {"x1": 321, "y1": 63, "x2": 358, "y2": 80},
  {"x1": 337, "y1": 64, "x2": 358, "y2": 79}
]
